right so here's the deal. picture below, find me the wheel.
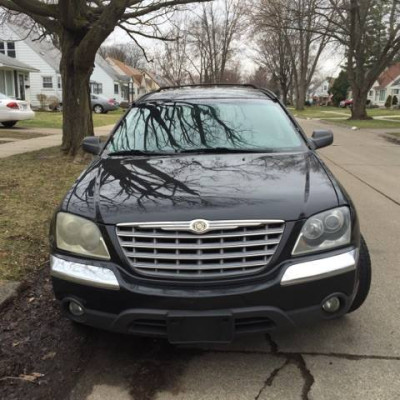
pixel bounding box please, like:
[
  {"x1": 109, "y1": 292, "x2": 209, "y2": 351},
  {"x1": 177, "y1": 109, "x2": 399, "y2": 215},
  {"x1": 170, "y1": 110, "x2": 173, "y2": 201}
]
[
  {"x1": 93, "y1": 104, "x2": 104, "y2": 114},
  {"x1": 2, "y1": 121, "x2": 17, "y2": 128},
  {"x1": 348, "y1": 236, "x2": 372, "y2": 312}
]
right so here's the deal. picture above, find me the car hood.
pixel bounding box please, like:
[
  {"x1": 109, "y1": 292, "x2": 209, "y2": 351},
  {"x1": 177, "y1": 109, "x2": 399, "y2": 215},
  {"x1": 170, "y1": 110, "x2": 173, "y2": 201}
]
[{"x1": 62, "y1": 152, "x2": 339, "y2": 224}]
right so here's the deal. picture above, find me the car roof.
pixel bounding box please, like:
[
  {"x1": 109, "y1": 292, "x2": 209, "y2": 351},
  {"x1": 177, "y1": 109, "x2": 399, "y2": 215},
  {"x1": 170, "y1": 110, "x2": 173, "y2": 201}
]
[{"x1": 138, "y1": 85, "x2": 275, "y2": 102}]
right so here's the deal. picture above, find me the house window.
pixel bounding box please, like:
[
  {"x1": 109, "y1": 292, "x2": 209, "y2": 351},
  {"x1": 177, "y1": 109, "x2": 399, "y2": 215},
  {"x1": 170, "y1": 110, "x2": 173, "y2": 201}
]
[
  {"x1": 7, "y1": 42, "x2": 15, "y2": 58},
  {"x1": 42, "y1": 76, "x2": 53, "y2": 89},
  {"x1": 57, "y1": 76, "x2": 62, "y2": 89},
  {"x1": 379, "y1": 89, "x2": 386, "y2": 102},
  {"x1": 392, "y1": 89, "x2": 399, "y2": 95},
  {"x1": 369, "y1": 90, "x2": 373, "y2": 97},
  {"x1": 90, "y1": 82, "x2": 103, "y2": 94},
  {"x1": 114, "y1": 83, "x2": 119, "y2": 95},
  {"x1": 0, "y1": 42, "x2": 16, "y2": 58},
  {"x1": 0, "y1": 70, "x2": 14, "y2": 96}
]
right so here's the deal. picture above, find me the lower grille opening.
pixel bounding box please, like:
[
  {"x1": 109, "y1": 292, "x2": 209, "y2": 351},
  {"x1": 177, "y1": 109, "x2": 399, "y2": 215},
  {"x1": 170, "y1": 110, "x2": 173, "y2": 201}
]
[
  {"x1": 235, "y1": 317, "x2": 275, "y2": 333},
  {"x1": 129, "y1": 319, "x2": 167, "y2": 336}
]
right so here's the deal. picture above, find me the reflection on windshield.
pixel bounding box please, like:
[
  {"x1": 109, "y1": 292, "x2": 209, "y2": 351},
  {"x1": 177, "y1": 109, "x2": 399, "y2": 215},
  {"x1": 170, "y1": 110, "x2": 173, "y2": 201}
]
[{"x1": 107, "y1": 99, "x2": 304, "y2": 154}]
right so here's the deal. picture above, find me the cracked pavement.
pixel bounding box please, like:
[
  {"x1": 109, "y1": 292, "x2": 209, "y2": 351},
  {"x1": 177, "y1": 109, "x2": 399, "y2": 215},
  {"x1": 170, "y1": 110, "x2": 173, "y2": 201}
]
[{"x1": 68, "y1": 120, "x2": 400, "y2": 400}]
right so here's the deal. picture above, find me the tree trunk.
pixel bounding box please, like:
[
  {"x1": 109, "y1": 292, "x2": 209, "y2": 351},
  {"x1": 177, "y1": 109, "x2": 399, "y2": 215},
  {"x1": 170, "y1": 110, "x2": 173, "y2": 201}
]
[
  {"x1": 350, "y1": 87, "x2": 371, "y2": 120},
  {"x1": 60, "y1": 37, "x2": 94, "y2": 157},
  {"x1": 296, "y1": 84, "x2": 306, "y2": 111}
]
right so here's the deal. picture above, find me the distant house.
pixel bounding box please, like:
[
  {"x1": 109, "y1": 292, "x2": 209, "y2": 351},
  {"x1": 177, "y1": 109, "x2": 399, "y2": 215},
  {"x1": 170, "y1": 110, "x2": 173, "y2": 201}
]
[
  {"x1": 106, "y1": 57, "x2": 161, "y2": 101},
  {"x1": 308, "y1": 77, "x2": 335, "y2": 105},
  {"x1": 0, "y1": 52, "x2": 38, "y2": 100},
  {"x1": 145, "y1": 71, "x2": 174, "y2": 88},
  {"x1": 368, "y1": 63, "x2": 400, "y2": 106},
  {"x1": 0, "y1": 22, "x2": 129, "y2": 108}
]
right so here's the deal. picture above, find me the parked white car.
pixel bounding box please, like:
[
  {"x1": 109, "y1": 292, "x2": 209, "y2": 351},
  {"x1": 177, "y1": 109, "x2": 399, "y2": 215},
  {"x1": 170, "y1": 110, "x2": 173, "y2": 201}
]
[{"x1": 0, "y1": 93, "x2": 35, "y2": 128}]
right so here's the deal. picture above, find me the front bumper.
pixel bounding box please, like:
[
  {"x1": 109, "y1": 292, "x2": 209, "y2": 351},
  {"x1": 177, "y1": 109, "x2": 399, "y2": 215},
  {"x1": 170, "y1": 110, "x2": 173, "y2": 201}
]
[{"x1": 51, "y1": 248, "x2": 359, "y2": 343}]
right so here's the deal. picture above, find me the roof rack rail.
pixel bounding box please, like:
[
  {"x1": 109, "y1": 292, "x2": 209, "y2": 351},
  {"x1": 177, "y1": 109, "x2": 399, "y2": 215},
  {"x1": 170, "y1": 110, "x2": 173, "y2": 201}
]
[{"x1": 155, "y1": 83, "x2": 278, "y2": 101}]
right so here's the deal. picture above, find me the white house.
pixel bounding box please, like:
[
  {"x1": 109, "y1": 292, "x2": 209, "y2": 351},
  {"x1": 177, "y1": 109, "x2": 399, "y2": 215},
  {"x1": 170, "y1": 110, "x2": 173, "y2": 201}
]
[
  {"x1": 0, "y1": 52, "x2": 38, "y2": 100},
  {"x1": 308, "y1": 77, "x2": 334, "y2": 105},
  {"x1": 368, "y1": 63, "x2": 400, "y2": 107},
  {"x1": 0, "y1": 22, "x2": 129, "y2": 108}
]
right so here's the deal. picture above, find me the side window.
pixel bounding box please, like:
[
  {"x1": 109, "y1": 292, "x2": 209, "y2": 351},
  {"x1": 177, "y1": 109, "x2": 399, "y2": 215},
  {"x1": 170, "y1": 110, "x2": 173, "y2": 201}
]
[
  {"x1": 7, "y1": 42, "x2": 15, "y2": 58},
  {"x1": 42, "y1": 76, "x2": 53, "y2": 89}
]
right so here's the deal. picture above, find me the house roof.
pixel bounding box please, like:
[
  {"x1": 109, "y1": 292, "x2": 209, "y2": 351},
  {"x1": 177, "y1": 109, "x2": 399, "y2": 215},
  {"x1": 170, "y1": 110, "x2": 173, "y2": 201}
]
[
  {"x1": 7, "y1": 22, "x2": 128, "y2": 83},
  {"x1": 374, "y1": 63, "x2": 400, "y2": 90},
  {"x1": 95, "y1": 55, "x2": 130, "y2": 83},
  {"x1": 145, "y1": 71, "x2": 174, "y2": 87},
  {"x1": 8, "y1": 22, "x2": 61, "y2": 72},
  {"x1": 107, "y1": 58, "x2": 144, "y2": 85},
  {"x1": 0, "y1": 53, "x2": 39, "y2": 72}
]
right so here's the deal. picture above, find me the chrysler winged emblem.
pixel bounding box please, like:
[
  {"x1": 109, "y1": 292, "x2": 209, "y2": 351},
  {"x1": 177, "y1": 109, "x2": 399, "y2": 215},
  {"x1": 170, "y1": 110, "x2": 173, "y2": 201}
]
[{"x1": 190, "y1": 219, "x2": 209, "y2": 234}]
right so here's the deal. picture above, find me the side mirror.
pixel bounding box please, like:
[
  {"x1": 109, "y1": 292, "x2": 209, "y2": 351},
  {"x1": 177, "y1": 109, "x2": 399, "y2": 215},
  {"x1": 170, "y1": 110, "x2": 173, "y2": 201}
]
[
  {"x1": 82, "y1": 136, "x2": 102, "y2": 155},
  {"x1": 310, "y1": 130, "x2": 333, "y2": 149}
]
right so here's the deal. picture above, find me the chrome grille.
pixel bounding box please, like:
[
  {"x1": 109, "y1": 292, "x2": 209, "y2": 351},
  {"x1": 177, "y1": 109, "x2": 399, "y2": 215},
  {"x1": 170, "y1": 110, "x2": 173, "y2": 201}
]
[{"x1": 116, "y1": 220, "x2": 285, "y2": 279}]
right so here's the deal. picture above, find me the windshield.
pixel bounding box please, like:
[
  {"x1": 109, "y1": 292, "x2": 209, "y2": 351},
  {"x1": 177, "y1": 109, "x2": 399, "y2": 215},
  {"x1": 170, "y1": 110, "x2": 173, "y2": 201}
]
[{"x1": 106, "y1": 99, "x2": 306, "y2": 154}]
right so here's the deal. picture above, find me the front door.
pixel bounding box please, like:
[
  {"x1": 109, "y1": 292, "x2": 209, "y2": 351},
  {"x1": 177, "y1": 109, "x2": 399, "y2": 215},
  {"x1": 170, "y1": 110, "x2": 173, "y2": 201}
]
[{"x1": 18, "y1": 74, "x2": 25, "y2": 100}]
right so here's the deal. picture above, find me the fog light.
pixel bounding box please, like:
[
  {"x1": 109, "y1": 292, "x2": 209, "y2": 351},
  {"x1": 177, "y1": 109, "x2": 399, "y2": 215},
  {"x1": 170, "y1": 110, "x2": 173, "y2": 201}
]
[
  {"x1": 322, "y1": 296, "x2": 341, "y2": 313},
  {"x1": 69, "y1": 301, "x2": 84, "y2": 316}
]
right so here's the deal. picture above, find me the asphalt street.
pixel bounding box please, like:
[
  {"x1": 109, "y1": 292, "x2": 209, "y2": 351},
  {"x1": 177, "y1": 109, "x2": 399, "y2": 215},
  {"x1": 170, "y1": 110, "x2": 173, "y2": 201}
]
[{"x1": 68, "y1": 119, "x2": 400, "y2": 400}]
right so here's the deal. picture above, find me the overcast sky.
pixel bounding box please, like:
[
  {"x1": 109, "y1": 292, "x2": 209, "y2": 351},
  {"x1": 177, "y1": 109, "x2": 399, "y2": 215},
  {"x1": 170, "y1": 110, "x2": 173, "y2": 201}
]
[{"x1": 105, "y1": 6, "x2": 345, "y2": 79}]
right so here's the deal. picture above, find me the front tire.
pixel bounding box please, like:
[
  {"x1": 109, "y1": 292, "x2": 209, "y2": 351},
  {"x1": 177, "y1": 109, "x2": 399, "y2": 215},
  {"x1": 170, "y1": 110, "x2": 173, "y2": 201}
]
[
  {"x1": 93, "y1": 104, "x2": 104, "y2": 114},
  {"x1": 2, "y1": 121, "x2": 17, "y2": 128},
  {"x1": 348, "y1": 236, "x2": 371, "y2": 312}
]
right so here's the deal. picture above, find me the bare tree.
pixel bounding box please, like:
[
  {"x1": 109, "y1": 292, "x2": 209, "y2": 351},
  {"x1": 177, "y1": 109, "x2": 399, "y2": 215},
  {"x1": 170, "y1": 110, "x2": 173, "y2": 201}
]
[
  {"x1": 252, "y1": 31, "x2": 294, "y2": 104},
  {"x1": 253, "y1": 0, "x2": 333, "y2": 110},
  {"x1": 0, "y1": 0, "x2": 210, "y2": 157},
  {"x1": 99, "y1": 43, "x2": 147, "y2": 69},
  {"x1": 156, "y1": 17, "x2": 193, "y2": 85},
  {"x1": 189, "y1": 0, "x2": 247, "y2": 83},
  {"x1": 246, "y1": 66, "x2": 269, "y2": 88},
  {"x1": 321, "y1": 0, "x2": 400, "y2": 120}
]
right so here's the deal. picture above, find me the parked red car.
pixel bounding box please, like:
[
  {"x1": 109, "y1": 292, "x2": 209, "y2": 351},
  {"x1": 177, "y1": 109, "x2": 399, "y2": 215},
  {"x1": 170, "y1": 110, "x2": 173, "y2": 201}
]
[{"x1": 339, "y1": 99, "x2": 353, "y2": 108}]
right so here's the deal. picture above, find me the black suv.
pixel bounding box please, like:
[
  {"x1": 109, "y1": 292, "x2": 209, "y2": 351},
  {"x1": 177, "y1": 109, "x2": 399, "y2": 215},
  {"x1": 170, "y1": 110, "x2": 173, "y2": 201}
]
[{"x1": 50, "y1": 85, "x2": 371, "y2": 344}]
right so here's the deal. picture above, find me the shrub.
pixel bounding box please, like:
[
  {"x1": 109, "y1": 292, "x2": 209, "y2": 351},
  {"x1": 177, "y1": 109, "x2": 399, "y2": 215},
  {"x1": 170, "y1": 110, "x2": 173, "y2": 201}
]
[
  {"x1": 392, "y1": 95, "x2": 398, "y2": 106},
  {"x1": 36, "y1": 94, "x2": 48, "y2": 110},
  {"x1": 47, "y1": 96, "x2": 61, "y2": 111},
  {"x1": 385, "y1": 95, "x2": 392, "y2": 108}
]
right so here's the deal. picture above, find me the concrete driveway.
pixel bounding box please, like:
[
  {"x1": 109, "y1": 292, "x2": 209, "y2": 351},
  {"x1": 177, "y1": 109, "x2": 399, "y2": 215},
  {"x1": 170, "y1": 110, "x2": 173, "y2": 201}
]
[{"x1": 69, "y1": 120, "x2": 400, "y2": 400}]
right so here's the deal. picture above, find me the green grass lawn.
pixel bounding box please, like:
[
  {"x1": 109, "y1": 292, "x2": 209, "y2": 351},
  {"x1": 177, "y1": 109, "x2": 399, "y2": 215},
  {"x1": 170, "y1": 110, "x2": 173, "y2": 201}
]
[
  {"x1": 322, "y1": 119, "x2": 400, "y2": 129},
  {"x1": 288, "y1": 106, "x2": 400, "y2": 119},
  {"x1": 0, "y1": 147, "x2": 87, "y2": 280},
  {"x1": 18, "y1": 109, "x2": 124, "y2": 130},
  {"x1": 0, "y1": 131, "x2": 50, "y2": 140},
  {"x1": 288, "y1": 106, "x2": 400, "y2": 129},
  {"x1": 386, "y1": 132, "x2": 400, "y2": 138},
  {"x1": 288, "y1": 106, "x2": 351, "y2": 119}
]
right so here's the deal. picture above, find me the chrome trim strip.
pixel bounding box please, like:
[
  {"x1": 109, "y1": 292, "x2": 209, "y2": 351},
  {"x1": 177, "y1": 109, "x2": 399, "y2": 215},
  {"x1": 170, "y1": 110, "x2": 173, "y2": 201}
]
[
  {"x1": 117, "y1": 219, "x2": 284, "y2": 233},
  {"x1": 50, "y1": 255, "x2": 120, "y2": 290},
  {"x1": 280, "y1": 249, "x2": 358, "y2": 286}
]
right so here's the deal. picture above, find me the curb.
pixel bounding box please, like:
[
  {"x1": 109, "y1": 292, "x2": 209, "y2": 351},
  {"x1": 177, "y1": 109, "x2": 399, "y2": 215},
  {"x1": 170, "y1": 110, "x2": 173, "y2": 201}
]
[{"x1": 380, "y1": 133, "x2": 400, "y2": 144}]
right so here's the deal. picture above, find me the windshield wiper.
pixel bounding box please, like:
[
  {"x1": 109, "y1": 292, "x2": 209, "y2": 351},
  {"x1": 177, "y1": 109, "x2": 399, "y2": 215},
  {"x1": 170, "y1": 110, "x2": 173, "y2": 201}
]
[
  {"x1": 107, "y1": 150, "x2": 171, "y2": 157},
  {"x1": 177, "y1": 147, "x2": 277, "y2": 154}
]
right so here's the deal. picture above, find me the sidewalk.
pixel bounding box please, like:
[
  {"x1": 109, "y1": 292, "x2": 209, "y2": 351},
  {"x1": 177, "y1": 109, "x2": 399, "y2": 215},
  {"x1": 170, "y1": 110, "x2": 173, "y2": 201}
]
[{"x1": 0, "y1": 125, "x2": 115, "y2": 158}]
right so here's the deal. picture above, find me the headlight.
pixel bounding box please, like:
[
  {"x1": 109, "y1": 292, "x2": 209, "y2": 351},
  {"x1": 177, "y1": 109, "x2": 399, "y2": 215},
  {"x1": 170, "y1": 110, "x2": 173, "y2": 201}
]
[
  {"x1": 292, "y1": 207, "x2": 351, "y2": 255},
  {"x1": 56, "y1": 212, "x2": 110, "y2": 260}
]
